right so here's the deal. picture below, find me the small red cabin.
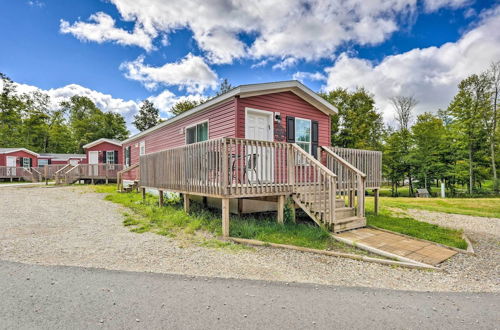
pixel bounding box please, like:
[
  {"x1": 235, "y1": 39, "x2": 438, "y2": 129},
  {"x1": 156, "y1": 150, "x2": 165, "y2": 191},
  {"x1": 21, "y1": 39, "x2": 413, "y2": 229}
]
[
  {"x1": 38, "y1": 153, "x2": 86, "y2": 166},
  {"x1": 82, "y1": 138, "x2": 123, "y2": 166},
  {"x1": 0, "y1": 148, "x2": 39, "y2": 168},
  {"x1": 121, "y1": 81, "x2": 334, "y2": 169}
]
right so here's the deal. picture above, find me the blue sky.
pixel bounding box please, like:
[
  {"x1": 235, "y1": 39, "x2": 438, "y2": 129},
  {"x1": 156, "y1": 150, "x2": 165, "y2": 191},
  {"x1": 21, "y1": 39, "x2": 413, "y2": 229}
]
[{"x1": 1, "y1": 0, "x2": 499, "y2": 132}]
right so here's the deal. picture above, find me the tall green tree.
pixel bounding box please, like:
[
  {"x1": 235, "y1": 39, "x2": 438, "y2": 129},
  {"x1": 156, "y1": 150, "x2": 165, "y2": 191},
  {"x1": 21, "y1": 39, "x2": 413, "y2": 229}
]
[
  {"x1": 447, "y1": 74, "x2": 491, "y2": 194},
  {"x1": 215, "y1": 78, "x2": 233, "y2": 96},
  {"x1": 411, "y1": 113, "x2": 446, "y2": 190},
  {"x1": 133, "y1": 100, "x2": 161, "y2": 132},
  {"x1": 321, "y1": 87, "x2": 384, "y2": 150},
  {"x1": 170, "y1": 99, "x2": 204, "y2": 116},
  {"x1": 61, "y1": 95, "x2": 129, "y2": 152},
  {"x1": 0, "y1": 73, "x2": 24, "y2": 147}
]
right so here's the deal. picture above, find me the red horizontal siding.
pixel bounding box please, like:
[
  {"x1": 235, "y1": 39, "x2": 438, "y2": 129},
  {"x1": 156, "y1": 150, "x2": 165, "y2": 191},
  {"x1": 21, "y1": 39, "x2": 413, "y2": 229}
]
[
  {"x1": 0, "y1": 150, "x2": 38, "y2": 167},
  {"x1": 236, "y1": 91, "x2": 331, "y2": 147},
  {"x1": 83, "y1": 142, "x2": 123, "y2": 164},
  {"x1": 122, "y1": 99, "x2": 237, "y2": 166}
]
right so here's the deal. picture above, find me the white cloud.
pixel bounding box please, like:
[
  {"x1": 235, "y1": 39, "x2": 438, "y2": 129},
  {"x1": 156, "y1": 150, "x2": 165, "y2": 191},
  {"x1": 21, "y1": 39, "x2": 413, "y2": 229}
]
[
  {"x1": 120, "y1": 53, "x2": 218, "y2": 93},
  {"x1": 292, "y1": 71, "x2": 327, "y2": 82},
  {"x1": 62, "y1": 0, "x2": 473, "y2": 64},
  {"x1": 148, "y1": 90, "x2": 205, "y2": 117},
  {"x1": 60, "y1": 12, "x2": 155, "y2": 51},
  {"x1": 272, "y1": 57, "x2": 298, "y2": 70},
  {"x1": 323, "y1": 5, "x2": 500, "y2": 122},
  {"x1": 423, "y1": 0, "x2": 471, "y2": 12}
]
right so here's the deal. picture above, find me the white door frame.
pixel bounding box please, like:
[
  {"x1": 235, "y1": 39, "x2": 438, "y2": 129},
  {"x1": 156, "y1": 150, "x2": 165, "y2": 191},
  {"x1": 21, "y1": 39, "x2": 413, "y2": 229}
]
[
  {"x1": 245, "y1": 107, "x2": 274, "y2": 141},
  {"x1": 6, "y1": 156, "x2": 16, "y2": 176},
  {"x1": 244, "y1": 107, "x2": 274, "y2": 183},
  {"x1": 88, "y1": 151, "x2": 99, "y2": 176}
]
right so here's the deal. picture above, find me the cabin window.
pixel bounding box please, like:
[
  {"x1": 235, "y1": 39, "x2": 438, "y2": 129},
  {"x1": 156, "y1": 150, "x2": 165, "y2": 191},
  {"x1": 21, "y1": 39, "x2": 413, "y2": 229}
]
[
  {"x1": 139, "y1": 141, "x2": 146, "y2": 156},
  {"x1": 106, "y1": 151, "x2": 115, "y2": 164},
  {"x1": 186, "y1": 121, "x2": 208, "y2": 144},
  {"x1": 22, "y1": 157, "x2": 31, "y2": 168},
  {"x1": 125, "y1": 146, "x2": 131, "y2": 167},
  {"x1": 38, "y1": 159, "x2": 49, "y2": 167},
  {"x1": 295, "y1": 118, "x2": 311, "y2": 154}
]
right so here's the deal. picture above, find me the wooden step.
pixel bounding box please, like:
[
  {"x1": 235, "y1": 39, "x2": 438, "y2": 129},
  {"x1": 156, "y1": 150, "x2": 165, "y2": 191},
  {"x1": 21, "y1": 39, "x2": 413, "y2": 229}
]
[{"x1": 331, "y1": 217, "x2": 366, "y2": 233}]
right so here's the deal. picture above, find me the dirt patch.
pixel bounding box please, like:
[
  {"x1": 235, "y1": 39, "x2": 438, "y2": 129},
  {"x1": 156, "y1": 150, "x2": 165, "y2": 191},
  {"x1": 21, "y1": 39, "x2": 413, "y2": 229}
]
[{"x1": 0, "y1": 186, "x2": 498, "y2": 292}]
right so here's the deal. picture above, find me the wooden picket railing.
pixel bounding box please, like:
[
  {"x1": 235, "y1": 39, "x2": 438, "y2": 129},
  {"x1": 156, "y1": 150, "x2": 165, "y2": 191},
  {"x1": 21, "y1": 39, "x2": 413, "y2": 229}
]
[
  {"x1": 32, "y1": 165, "x2": 67, "y2": 181},
  {"x1": 291, "y1": 144, "x2": 337, "y2": 227},
  {"x1": 322, "y1": 147, "x2": 366, "y2": 218},
  {"x1": 63, "y1": 164, "x2": 123, "y2": 184},
  {"x1": 117, "y1": 163, "x2": 140, "y2": 191},
  {"x1": 325, "y1": 146, "x2": 382, "y2": 189},
  {"x1": 0, "y1": 166, "x2": 36, "y2": 182}
]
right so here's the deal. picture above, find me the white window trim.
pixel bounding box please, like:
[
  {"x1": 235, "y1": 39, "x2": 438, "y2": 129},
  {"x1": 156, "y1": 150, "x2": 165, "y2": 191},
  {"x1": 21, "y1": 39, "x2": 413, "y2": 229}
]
[
  {"x1": 22, "y1": 157, "x2": 31, "y2": 168},
  {"x1": 106, "y1": 151, "x2": 115, "y2": 164},
  {"x1": 139, "y1": 141, "x2": 146, "y2": 156},
  {"x1": 295, "y1": 117, "x2": 312, "y2": 154},
  {"x1": 244, "y1": 107, "x2": 274, "y2": 141},
  {"x1": 185, "y1": 119, "x2": 210, "y2": 144}
]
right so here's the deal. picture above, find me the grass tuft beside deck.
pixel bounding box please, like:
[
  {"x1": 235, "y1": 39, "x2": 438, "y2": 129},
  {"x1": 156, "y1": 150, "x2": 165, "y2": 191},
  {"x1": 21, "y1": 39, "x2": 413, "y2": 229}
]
[{"x1": 93, "y1": 185, "x2": 345, "y2": 251}]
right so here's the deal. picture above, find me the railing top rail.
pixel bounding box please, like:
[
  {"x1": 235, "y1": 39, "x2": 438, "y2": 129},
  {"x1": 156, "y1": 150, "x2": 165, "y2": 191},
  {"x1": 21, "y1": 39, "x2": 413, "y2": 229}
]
[
  {"x1": 322, "y1": 146, "x2": 366, "y2": 178},
  {"x1": 55, "y1": 163, "x2": 72, "y2": 175},
  {"x1": 65, "y1": 164, "x2": 80, "y2": 174},
  {"x1": 325, "y1": 146, "x2": 382, "y2": 155},
  {"x1": 292, "y1": 143, "x2": 337, "y2": 177},
  {"x1": 118, "y1": 163, "x2": 139, "y2": 175}
]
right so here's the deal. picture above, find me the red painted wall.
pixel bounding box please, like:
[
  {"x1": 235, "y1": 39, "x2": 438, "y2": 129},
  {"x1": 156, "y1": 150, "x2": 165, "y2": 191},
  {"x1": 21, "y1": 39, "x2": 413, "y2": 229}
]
[
  {"x1": 122, "y1": 99, "x2": 237, "y2": 166},
  {"x1": 82, "y1": 142, "x2": 123, "y2": 164},
  {"x1": 236, "y1": 91, "x2": 331, "y2": 147},
  {"x1": 0, "y1": 150, "x2": 38, "y2": 167}
]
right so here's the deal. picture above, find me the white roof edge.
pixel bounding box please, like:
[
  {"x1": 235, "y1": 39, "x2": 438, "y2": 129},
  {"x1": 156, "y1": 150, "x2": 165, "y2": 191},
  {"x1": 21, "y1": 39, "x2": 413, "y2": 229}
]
[
  {"x1": 122, "y1": 80, "x2": 337, "y2": 144},
  {"x1": 83, "y1": 138, "x2": 122, "y2": 149},
  {"x1": 0, "y1": 148, "x2": 40, "y2": 157}
]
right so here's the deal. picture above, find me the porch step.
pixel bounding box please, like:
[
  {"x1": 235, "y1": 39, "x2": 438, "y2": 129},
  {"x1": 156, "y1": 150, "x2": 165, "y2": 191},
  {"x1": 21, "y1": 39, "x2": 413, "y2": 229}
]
[{"x1": 331, "y1": 217, "x2": 366, "y2": 233}]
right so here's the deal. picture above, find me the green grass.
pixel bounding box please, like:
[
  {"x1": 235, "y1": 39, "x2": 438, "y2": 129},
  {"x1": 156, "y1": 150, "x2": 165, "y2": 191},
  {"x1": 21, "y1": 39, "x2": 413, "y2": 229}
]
[
  {"x1": 368, "y1": 196, "x2": 500, "y2": 218},
  {"x1": 92, "y1": 185, "x2": 350, "y2": 251},
  {"x1": 366, "y1": 210, "x2": 467, "y2": 250}
]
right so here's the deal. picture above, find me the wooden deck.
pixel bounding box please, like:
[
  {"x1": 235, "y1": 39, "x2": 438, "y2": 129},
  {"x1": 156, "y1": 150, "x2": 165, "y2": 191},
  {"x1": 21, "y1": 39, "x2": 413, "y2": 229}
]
[
  {"x1": 0, "y1": 166, "x2": 39, "y2": 182},
  {"x1": 120, "y1": 137, "x2": 382, "y2": 236}
]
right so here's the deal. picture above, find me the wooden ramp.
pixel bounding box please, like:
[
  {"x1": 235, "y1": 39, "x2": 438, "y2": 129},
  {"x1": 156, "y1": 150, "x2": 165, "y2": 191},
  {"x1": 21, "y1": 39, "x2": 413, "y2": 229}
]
[{"x1": 334, "y1": 228, "x2": 457, "y2": 266}]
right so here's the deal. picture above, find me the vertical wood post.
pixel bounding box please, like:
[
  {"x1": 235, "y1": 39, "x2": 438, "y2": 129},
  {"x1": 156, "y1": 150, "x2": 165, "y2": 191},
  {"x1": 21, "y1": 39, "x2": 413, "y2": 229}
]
[
  {"x1": 277, "y1": 195, "x2": 285, "y2": 224},
  {"x1": 374, "y1": 188, "x2": 379, "y2": 215},
  {"x1": 221, "y1": 139, "x2": 228, "y2": 196},
  {"x1": 184, "y1": 194, "x2": 190, "y2": 213},
  {"x1": 222, "y1": 198, "x2": 230, "y2": 237},
  {"x1": 159, "y1": 190, "x2": 164, "y2": 207},
  {"x1": 287, "y1": 146, "x2": 295, "y2": 187},
  {"x1": 44, "y1": 166, "x2": 48, "y2": 185},
  {"x1": 141, "y1": 187, "x2": 146, "y2": 202}
]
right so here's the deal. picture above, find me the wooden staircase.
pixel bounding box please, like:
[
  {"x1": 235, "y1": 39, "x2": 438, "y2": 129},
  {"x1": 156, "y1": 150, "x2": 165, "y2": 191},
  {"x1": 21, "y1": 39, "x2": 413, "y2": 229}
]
[{"x1": 290, "y1": 144, "x2": 366, "y2": 233}]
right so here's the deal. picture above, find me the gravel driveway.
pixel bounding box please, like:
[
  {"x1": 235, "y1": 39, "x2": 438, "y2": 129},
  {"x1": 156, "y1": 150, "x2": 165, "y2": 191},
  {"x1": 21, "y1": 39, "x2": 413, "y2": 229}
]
[{"x1": 0, "y1": 185, "x2": 498, "y2": 292}]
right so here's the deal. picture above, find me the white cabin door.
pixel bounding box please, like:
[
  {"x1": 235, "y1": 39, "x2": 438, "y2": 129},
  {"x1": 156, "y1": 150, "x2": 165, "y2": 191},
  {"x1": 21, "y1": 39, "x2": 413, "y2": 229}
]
[
  {"x1": 6, "y1": 156, "x2": 16, "y2": 176},
  {"x1": 88, "y1": 151, "x2": 99, "y2": 176},
  {"x1": 245, "y1": 108, "x2": 274, "y2": 183}
]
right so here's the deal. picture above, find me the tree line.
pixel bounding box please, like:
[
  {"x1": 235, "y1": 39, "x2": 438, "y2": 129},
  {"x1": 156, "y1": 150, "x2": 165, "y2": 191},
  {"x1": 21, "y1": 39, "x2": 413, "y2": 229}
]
[
  {"x1": 321, "y1": 62, "x2": 500, "y2": 196},
  {"x1": 0, "y1": 73, "x2": 129, "y2": 154}
]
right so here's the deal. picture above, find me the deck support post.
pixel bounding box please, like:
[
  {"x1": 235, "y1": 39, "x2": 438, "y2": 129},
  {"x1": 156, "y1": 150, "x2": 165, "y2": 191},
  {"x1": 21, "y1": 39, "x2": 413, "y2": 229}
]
[
  {"x1": 184, "y1": 194, "x2": 190, "y2": 213},
  {"x1": 159, "y1": 190, "x2": 164, "y2": 207},
  {"x1": 277, "y1": 195, "x2": 285, "y2": 224},
  {"x1": 222, "y1": 198, "x2": 230, "y2": 237},
  {"x1": 91, "y1": 178, "x2": 94, "y2": 185},
  {"x1": 374, "y1": 188, "x2": 379, "y2": 215},
  {"x1": 141, "y1": 187, "x2": 146, "y2": 202},
  {"x1": 105, "y1": 178, "x2": 109, "y2": 184}
]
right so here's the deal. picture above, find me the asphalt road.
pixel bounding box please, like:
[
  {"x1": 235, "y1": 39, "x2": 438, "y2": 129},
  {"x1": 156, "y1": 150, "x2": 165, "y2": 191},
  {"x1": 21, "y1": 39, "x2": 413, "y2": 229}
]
[{"x1": 0, "y1": 260, "x2": 498, "y2": 329}]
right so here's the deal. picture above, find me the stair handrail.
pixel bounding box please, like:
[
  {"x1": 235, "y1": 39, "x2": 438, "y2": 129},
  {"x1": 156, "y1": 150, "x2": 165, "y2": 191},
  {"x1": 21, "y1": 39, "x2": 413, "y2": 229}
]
[
  {"x1": 54, "y1": 163, "x2": 72, "y2": 184},
  {"x1": 31, "y1": 167, "x2": 42, "y2": 182},
  {"x1": 117, "y1": 163, "x2": 140, "y2": 191},
  {"x1": 63, "y1": 164, "x2": 80, "y2": 184},
  {"x1": 321, "y1": 146, "x2": 366, "y2": 217},
  {"x1": 291, "y1": 143, "x2": 337, "y2": 226}
]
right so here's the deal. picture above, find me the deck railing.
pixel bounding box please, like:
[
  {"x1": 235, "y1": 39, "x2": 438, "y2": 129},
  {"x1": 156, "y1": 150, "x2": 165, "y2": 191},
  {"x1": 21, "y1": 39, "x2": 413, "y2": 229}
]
[
  {"x1": 140, "y1": 138, "x2": 296, "y2": 198},
  {"x1": 32, "y1": 165, "x2": 67, "y2": 180},
  {"x1": 322, "y1": 147, "x2": 365, "y2": 217},
  {"x1": 63, "y1": 164, "x2": 123, "y2": 184},
  {"x1": 0, "y1": 166, "x2": 35, "y2": 181},
  {"x1": 324, "y1": 146, "x2": 381, "y2": 189},
  {"x1": 117, "y1": 163, "x2": 140, "y2": 191}
]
